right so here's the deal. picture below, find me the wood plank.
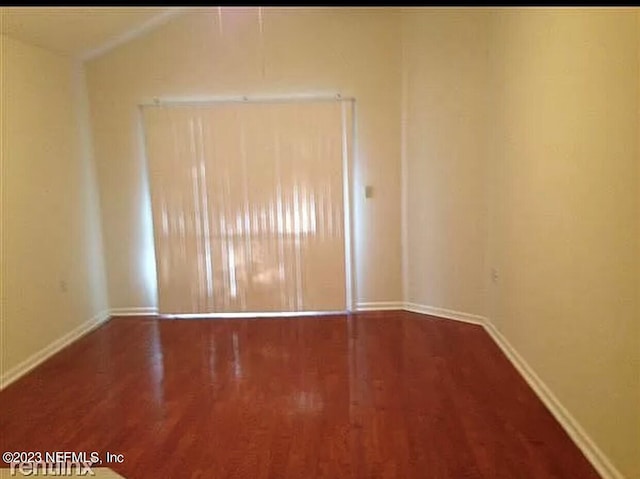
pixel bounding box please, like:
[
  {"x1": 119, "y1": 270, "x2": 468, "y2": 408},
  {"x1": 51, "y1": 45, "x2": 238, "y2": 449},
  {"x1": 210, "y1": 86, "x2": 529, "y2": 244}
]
[{"x1": 0, "y1": 312, "x2": 601, "y2": 478}]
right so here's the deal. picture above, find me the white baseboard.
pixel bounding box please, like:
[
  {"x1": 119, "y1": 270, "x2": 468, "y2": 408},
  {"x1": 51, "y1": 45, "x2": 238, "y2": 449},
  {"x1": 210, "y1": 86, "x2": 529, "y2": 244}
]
[
  {"x1": 403, "y1": 302, "x2": 485, "y2": 325},
  {"x1": 0, "y1": 299, "x2": 624, "y2": 478},
  {"x1": 0, "y1": 309, "x2": 110, "y2": 390},
  {"x1": 483, "y1": 318, "x2": 624, "y2": 479},
  {"x1": 355, "y1": 301, "x2": 405, "y2": 311},
  {"x1": 109, "y1": 307, "x2": 158, "y2": 317},
  {"x1": 400, "y1": 303, "x2": 622, "y2": 479}
]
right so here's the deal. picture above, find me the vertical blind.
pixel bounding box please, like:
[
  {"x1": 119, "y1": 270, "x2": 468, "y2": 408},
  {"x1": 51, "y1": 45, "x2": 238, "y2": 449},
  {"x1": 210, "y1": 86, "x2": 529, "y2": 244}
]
[{"x1": 142, "y1": 100, "x2": 349, "y2": 314}]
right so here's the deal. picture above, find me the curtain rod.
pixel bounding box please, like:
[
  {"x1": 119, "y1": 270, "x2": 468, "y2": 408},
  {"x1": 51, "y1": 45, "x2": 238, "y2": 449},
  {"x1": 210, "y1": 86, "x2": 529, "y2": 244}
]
[{"x1": 139, "y1": 94, "x2": 355, "y2": 108}]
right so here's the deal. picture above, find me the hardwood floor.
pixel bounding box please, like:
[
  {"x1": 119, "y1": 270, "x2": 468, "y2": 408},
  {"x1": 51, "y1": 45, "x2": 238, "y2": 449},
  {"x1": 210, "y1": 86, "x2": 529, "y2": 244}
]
[{"x1": 1, "y1": 311, "x2": 600, "y2": 478}]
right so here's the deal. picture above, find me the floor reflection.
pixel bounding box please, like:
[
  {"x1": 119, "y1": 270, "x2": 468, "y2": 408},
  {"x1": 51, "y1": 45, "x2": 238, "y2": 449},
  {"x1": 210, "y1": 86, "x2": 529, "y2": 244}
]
[{"x1": 0, "y1": 312, "x2": 603, "y2": 479}]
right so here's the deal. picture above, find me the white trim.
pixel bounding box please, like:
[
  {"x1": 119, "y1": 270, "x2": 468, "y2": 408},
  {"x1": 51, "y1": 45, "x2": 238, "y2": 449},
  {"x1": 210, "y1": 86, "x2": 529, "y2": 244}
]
[
  {"x1": 355, "y1": 301, "x2": 405, "y2": 311},
  {"x1": 103, "y1": 302, "x2": 628, "y2": 478},
  {"x1": 402, "y1": 305, "x2": 624, "y2": 478},
  {"x1": 0, "y1": 299, "x2": 625, "y2": 478},
  {"x1": 483, "y1": 318, "x2": 625, "y2": 479},
  {"x1": 0, "y1": 310, "x2": 110, "y2": 390},
  {"x1": 138, "y1": 94, "x2": 355, "y2": 108},
  {"x1": 400, "y1": 45, "x2": 410, "y2": 306},
  {"x1": 403, "y1": 302, "x2": 485, "y2": 325},
  {"x1": 342, "y1": 100, "x2": 356, "y2": 312},
  {"x1": 109, "y1": 307, "x2": 159, "y2": 317},
  {"x1": 401, "y1": 304, "x2": 623, "y2": 479},
  {"x1": 81, "y1": 8, "x2": 187, "y2": 61},
  {"x1": 160, "y1": 311, "x2": 347, "y2": 319}
]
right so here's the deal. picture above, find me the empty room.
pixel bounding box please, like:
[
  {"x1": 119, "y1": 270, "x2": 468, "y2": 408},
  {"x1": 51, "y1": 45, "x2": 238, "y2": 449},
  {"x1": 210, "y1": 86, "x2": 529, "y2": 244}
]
[{"x1": 1, "y1": 6, "x2": 639, "y2": 479}]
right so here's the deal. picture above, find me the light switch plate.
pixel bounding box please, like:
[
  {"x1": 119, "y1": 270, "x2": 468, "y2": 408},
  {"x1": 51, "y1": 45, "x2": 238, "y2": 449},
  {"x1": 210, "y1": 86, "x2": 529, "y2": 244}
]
[{"x1": 364, "y1": 185, "x2": 374, "y2": 199}]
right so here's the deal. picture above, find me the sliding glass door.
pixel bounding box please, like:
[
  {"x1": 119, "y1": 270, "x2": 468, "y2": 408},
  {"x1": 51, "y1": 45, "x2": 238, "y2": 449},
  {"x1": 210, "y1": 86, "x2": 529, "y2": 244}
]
[{"x1": 142, "y1": 100, "x2": 350, "y2": 315}]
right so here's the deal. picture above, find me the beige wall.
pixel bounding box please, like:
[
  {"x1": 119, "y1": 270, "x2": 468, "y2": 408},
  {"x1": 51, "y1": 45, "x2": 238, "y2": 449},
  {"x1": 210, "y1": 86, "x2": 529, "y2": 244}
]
[
  {"x1": 401, "y1": 8, "x2": 489, "y2": 316},
  {"x1": 85, "y1": 7, "x2": 403, "y2": 310},
  {"x1": 485, "y1": 9, "x2": 640, "y2": 478},
  {"x1": 403, "y1": 7, "x2": 639, "y2": 478},
  {"x1": 0, "y1": 35, "x2": 108, "y2": 381}
]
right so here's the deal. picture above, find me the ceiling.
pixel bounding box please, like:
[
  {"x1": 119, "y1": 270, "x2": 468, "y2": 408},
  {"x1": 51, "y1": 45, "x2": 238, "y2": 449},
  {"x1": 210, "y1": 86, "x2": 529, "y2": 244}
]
[{"x1": 0, "y1": 7, "x2": 182, "y2": 59}]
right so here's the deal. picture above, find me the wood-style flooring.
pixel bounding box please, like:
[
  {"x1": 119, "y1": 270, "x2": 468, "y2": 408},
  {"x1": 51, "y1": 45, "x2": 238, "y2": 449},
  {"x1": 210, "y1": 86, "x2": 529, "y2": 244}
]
[{"x1": 0, "y1": 311, "x2": 601, "y2": 478}]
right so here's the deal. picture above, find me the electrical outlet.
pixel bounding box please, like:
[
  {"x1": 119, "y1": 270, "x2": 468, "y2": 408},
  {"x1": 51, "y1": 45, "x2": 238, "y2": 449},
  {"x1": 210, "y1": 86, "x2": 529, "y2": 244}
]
[
  {"x1": 59, "y1": 280, "x2": 68, "y2": 293},
  {"x1": 491, "y1": 268, "x2": 499, "y2": 284}
]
